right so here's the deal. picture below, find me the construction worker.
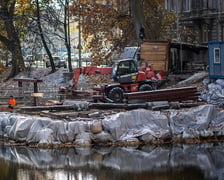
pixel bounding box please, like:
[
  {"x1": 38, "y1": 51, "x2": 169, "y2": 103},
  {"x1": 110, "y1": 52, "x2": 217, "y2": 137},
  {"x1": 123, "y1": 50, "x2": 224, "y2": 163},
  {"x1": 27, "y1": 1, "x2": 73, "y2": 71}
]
[{"x1": 8, "y1": 96, "x2": 16, "y2": 112}]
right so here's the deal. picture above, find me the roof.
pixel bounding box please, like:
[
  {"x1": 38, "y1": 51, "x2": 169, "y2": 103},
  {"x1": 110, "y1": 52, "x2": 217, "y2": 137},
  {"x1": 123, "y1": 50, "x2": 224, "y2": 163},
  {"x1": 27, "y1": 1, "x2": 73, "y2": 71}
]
[{"x1": 171, "y1": 41, "x2": 208, "y2": 52}]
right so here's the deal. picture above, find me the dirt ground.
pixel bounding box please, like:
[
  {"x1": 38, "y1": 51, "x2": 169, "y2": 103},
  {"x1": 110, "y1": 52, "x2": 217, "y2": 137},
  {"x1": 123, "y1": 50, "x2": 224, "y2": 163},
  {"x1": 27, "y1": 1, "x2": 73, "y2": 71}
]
[{"x1": 0, "y1": 67, "x2": 68, "y2": 88}]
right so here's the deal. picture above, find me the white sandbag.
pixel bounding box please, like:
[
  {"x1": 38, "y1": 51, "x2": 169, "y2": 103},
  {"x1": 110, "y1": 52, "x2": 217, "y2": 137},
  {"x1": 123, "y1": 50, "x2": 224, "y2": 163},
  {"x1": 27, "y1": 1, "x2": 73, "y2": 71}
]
[
  {"x1": 102, "y1": 109, "x2": 170, "y2": 141},
  {"x1": 57, "y1": 122, "x2": 75, "y2": 143},
  {"x1": 206, "y1": 83, "x2": 224, "y2": 104},
  {"x1": 216, "y1": 79, "x2": 224, "y2": 87},
  {"x1": 45, "y1": 121, "x2": 74, "y2": 143},
  {"x1": 8, "y1": 116, "x2": 35, "y2": 141},
  {"x1": 170, "y1": 105, "x2": 218, "y2": 136},
  {"x1": 37, "y1": 128, "x2": 54, "y2": 144},
  {"x1": 68, "y1": 121, "x2": 89, "y2": 134},
  {"x1": 0, "y1": 114, "x2": 18, "y2": 136},
  {"x1": 210, "y1": 110, "x2": 224, "y2": 132},
  {"x1": 27, "y1": 118, "x2": 51, "y2": 143},
  {"x1": 45, "y1": 120, "x2": 65, "y2": 142}
]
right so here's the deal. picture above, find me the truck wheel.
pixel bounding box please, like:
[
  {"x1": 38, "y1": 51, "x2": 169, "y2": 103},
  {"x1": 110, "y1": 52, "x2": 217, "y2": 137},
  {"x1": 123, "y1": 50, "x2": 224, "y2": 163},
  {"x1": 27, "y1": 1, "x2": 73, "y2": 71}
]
[
  {"x1": 139, "y1": 84, "x2": 153, "y2": 91},
  {"x1": 107, "y1": 87, "x2": 124, "y2": 103}
]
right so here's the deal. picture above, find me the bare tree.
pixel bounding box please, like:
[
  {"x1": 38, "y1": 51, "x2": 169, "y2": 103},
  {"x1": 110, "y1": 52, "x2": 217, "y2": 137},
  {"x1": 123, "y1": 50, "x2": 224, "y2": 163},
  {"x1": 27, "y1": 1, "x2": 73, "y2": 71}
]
[
  {"x1": 35, "y1": 0, "x2": 56, "y2": 72},
  {"x1": 63, "y1": 0, "x2": 72, "y2": 72}
]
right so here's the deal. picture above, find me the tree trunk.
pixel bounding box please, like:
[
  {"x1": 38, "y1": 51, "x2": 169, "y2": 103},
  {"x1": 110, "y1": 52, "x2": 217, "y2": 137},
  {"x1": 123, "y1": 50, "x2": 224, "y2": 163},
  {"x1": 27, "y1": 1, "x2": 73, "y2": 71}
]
[
  {"x1": 8, "y1": 40, "x2": 24, "y2": 79},
  {"x1": 0, "y1": 0, "x2": 25, "y2": 79},
  {"x1": 36, "y1": 0, "x2": 56, "y2": 73},
  {"x1": 64, "y1": 0, "x2": 73, "y2": 72},
  {"x1": 129, "y1": 0, "x2": 151, "y2": 40}
]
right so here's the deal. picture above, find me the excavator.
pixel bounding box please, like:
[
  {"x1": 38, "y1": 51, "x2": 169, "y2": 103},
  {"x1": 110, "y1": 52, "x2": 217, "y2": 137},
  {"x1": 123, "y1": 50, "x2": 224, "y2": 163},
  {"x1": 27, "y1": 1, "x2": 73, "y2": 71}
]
[{"x1": 61, "y1": 58, "x2": 165, "y2": 103}]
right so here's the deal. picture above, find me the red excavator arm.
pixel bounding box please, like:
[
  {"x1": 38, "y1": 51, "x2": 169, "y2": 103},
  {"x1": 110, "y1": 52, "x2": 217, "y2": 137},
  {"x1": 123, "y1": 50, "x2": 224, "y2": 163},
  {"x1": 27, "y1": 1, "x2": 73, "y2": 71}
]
[{"x1": 73, "y1": 66, "x2": 112, "y2": 90}]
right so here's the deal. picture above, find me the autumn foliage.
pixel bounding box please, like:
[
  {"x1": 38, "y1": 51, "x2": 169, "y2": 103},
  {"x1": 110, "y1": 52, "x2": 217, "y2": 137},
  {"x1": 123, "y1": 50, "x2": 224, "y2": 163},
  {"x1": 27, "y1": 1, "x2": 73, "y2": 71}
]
[
  {"x1": 0, "y1": 0, "x2": 177, "y2": 78},
  {"x1": 70, "y1": 0, "x2": 134, "y2": 66},
  {"x1": 70, "y1": 0, "x2": 176, "y2": 66}
]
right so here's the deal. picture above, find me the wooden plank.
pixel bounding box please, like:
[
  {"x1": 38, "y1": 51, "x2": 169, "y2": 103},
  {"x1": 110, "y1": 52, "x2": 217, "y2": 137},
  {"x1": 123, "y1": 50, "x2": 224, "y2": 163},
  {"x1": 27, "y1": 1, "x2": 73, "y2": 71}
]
[
  {"x1": 140, "y1": 41, "x2": 170, "y2": 72},
  {"x1": 141, "y1": 47, "x2": 168, "y2": 52},
  {"x1": 141, "y1": 55, "x2": 167, "y2": 61},
  {"x1": 20, "y1": 105, "x2": 75, "y2": 112}
]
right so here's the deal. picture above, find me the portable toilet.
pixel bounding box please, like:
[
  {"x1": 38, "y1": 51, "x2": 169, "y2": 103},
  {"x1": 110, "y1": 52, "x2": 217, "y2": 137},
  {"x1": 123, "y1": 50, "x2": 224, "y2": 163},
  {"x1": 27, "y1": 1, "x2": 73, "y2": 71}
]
[{"x1": 208, "y1": 41, "x2": 224, "y2": 78}]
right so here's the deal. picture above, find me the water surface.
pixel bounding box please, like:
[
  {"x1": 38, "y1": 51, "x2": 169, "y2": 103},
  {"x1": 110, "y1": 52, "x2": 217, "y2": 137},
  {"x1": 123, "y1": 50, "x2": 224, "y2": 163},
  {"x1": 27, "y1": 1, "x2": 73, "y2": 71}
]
[{"x1": 0, "y1": 142, "x2": 223, "y2": 180}]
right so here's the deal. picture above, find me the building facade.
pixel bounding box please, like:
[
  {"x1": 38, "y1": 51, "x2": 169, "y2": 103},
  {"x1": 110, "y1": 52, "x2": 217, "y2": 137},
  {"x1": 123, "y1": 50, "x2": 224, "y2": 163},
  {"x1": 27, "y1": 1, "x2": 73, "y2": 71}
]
[
  {"x1": 165, "y1": 0, "x2": 224, "y2": 44},
  {"x1": 163, "y1": 0, "x2": 224, "y2": 73}
]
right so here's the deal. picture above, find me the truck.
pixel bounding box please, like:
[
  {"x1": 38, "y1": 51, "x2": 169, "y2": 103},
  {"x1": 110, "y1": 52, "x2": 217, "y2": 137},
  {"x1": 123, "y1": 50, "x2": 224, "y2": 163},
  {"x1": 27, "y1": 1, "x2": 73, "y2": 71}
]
[{"x1": 61, "y1": 58, "x2": 165, "y2": 103}]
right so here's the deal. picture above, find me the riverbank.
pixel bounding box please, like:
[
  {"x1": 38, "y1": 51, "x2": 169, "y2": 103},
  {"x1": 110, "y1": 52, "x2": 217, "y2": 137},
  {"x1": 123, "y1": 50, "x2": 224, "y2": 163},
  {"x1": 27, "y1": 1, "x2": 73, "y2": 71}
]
[{"x1": 0, "y1": 104, "x2": 223, "y2": 148}]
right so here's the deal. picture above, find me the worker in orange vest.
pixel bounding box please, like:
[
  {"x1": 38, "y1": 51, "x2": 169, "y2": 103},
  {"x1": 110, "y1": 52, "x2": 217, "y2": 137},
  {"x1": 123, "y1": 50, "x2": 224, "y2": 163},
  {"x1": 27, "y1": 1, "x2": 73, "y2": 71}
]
[{"x1": 8, "y1": 96, "x2": 16, "y2": 112}]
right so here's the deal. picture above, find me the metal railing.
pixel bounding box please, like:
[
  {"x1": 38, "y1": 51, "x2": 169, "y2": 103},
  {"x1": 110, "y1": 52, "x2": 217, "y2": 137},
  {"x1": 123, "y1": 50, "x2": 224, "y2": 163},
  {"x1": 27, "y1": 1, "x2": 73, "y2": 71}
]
[{"x1": 0, "y1": 85, "x2": 60, "y2": 104}]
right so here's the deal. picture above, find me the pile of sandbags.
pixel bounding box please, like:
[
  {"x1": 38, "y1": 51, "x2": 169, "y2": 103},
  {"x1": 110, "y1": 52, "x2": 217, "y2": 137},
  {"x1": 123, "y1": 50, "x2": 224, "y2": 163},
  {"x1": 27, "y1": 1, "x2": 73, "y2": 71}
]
[{"x1": 0, "y1": 104, "x2": 223, "y2": 147}]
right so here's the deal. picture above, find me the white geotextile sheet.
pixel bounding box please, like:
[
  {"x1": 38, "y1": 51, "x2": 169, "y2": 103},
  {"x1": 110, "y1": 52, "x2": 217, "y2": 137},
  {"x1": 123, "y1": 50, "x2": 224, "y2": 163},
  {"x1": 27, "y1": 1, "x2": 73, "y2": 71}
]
[
  {"x1": 0, "y1": 104, "x2": 223, "y2": 143},
  {"x1": 169, "y1": 105, "x2": 218, "y2": 138},
  {"x1": 201, "y1": 79, "x2": 224, "y2": 105},
  {"x1": 102, "y1": 109, "x2": 170, "y2": 141}
]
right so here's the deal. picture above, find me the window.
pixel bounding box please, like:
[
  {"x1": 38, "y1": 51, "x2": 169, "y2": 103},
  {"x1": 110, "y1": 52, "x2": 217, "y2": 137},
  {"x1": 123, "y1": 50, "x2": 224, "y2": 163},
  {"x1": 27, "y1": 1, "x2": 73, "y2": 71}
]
[
  {"x1": 208, "y1": 0, "x2": 218, "y2": 9},
  {"x1": 192, "y1": 0, "x2": 203, "y2": 9},
  {"x1": 164, "y1": 0, "x2": 177, "y2": 12},
  {"x1": 130, "y1": 61, "x2": 138, "y2": 73},
  {"x1": 117, "y1": 61, "x2": 130, "y2": 75},
  {"x1": 164, "y1": 0, "x2": 170, "y2": 10},
  {"x1": 214, "y1": 48, "x2": 220, "y2": 64},
  {"x1": 183, "y1": 0, "x2": 190, "y2": 12}
]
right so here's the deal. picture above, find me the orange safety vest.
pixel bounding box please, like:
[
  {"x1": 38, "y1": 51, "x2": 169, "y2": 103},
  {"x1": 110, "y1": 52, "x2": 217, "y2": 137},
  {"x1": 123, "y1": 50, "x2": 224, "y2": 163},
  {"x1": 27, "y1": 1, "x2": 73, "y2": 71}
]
[{"x1": 8, "y1": 98, "x2": 16, "y2": 107}]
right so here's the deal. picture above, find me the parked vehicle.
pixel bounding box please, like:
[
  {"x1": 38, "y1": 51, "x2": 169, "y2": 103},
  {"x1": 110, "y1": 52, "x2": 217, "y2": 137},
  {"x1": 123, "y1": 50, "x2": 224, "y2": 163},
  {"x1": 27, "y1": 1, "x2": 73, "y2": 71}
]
[
  {"x1": 45, "y1": 56, "x2": 67, "y2": 68},
  {"x1": 24, "y1": 55, "x2": 35, "y2": 67}
]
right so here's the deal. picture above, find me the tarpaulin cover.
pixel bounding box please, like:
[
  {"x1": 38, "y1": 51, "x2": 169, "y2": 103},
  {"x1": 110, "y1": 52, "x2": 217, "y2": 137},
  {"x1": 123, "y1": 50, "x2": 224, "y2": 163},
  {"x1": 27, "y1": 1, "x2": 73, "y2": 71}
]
[
  {"x1": 201, "y1": 79, "x2": 224, "y2": 105},
  {"x1": 102, "y1": 109, "x2": 170, "y2": 140},
  {"x1": 169, "y1": 105, "x2": 218, "y2": 138},
  {"x1": 0, "y1": 104, "x2": 223, "y2": 144}
]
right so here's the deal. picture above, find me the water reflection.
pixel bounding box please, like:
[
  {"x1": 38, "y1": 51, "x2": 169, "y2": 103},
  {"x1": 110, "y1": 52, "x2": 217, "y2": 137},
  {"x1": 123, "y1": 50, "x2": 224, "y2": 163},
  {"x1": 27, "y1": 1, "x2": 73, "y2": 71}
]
[{"x1": 0, "y1": 142, "x2": 223, "y2": 180}]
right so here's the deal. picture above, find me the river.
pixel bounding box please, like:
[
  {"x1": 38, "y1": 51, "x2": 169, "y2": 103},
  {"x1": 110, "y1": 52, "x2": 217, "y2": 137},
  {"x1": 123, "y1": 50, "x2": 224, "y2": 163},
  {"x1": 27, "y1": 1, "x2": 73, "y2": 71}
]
[{"x1": 0, "y1": 142, "x2": 223, "y2": 180}]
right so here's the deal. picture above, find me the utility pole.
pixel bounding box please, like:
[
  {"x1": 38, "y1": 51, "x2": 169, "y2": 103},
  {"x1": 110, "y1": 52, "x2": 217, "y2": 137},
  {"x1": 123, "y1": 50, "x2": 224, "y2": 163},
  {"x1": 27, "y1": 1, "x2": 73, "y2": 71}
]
[{"x1": 78, "y1": 16, "x2": 82, "y2": 68}]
